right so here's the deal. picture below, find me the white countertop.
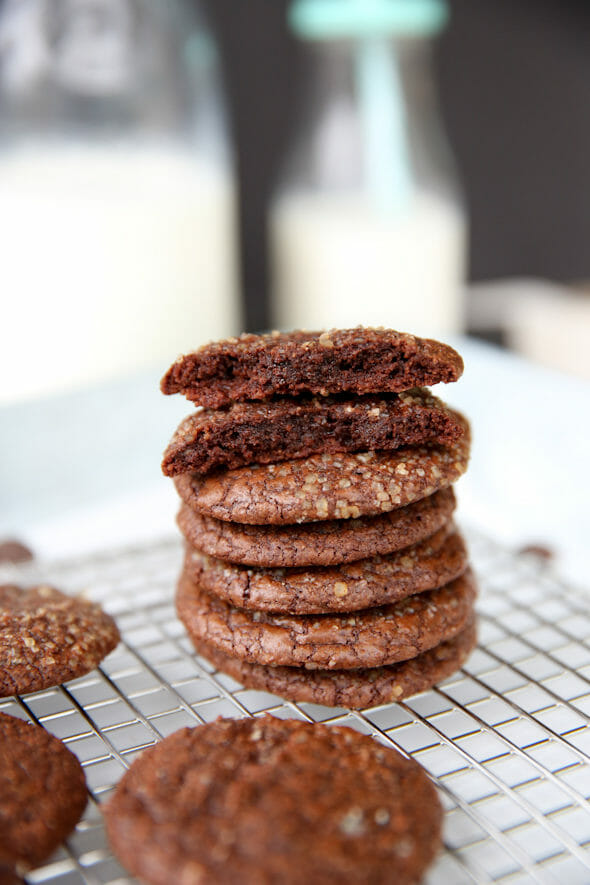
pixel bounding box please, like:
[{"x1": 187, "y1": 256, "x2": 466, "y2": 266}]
[{"x1": 1, "y1": 336, "x2": 588, "y2": 588}]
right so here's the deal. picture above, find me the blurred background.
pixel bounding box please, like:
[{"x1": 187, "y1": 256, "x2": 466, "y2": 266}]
[
  {"x1": 1, "y1": 0, "x2": 589, "y2": 582},
  {"x1": 210, "y1": 0, "x2": 590, "y2": 362}
]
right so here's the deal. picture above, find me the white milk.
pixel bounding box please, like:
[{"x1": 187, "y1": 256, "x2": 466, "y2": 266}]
[
  {"x1": 270, "y1": 191, "x2": 465, "y2": 337},
  {"x1": 1, "y1": 145, "x2": 239, "y2": 403}
]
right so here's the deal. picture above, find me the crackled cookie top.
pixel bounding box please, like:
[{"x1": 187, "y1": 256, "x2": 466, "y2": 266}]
[
  {"x1": 193, "y1": 618, "x2": 477, "y2": 711},
  {"x1": 176, "y1": 569, "x2": 476, "y2": 670},
  {"x1": 161, "y1": 327, "x2": 463, "y2": 407},
  {"x1": 0, "y1": 585, "x2": 120, "y2": 697},
  {"x1": 0, "y1": 713, "x2": 87, "y2": 870},
  {"x1": 183, "y1": 523, "x2": 468, "y2": 614},
  {"x1": 177, "y1": 486, "x2": 456, "y2": 568},
  {"x1": 104, "y1": 715, "x2": 442, "y2": 885}
]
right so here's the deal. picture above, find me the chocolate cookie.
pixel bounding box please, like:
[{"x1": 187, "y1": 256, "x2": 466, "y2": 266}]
[
  {"x1": 177, "y1": 487, "x2": 456, "y2": 567},
  {"x1": 162, "y1": 328, "x2": 463, "y2": 407},
  {"x1": 0, "y1": 585, "x2": 120, "y2": 697},
  {"x1": 182, "y1": 523, "x2": 468, "y2": 614},
  {"x1": 104, "y1": 715, "x2": 442, "y2": 885},
  {"x1": 0, "y1": 712, "x2": 87, "y2": 870},
  {"x1": 193, "y1": 617, "x2": 477, "y2": 710},
  {"x1": 162, "y1": 390, "x2": 465, "y2": 477},
  {"x1": 177, "y1": 568, "x2": 476, "y2": 670},
  {"x1": 174, "y1": 421, "x2": 470, "y2": 525}
]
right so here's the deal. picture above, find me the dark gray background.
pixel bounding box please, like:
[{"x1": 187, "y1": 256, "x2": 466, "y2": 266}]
[{"x1": 202, "y1": 0, "x2": 590, "y2": 330}]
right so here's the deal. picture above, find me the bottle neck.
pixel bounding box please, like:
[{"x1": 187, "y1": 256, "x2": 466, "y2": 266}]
[{"x1": 282, "y1": 34, "x2": 458, "y2": 203}]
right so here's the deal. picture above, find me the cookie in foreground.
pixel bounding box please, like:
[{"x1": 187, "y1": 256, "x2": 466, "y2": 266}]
[
  {"x1": 0, "y1": 584, "x2": 120, "y2": 696},
  {"x1": 0, "y1": 712, "x2": 87, "y2": 872},
  {"x1": 104, "y1": 715, "x2": 442, "y2": 885}
]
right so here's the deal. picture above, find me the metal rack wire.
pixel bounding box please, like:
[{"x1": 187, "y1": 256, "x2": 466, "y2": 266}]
[{"x1": 2, "y1": 527, "x2": 590, "y2": 884}]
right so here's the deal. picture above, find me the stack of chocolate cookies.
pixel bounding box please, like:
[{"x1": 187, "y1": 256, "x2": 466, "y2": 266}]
[{"x1": 161, "y1": 328, "x2": 476, "y2": 709}]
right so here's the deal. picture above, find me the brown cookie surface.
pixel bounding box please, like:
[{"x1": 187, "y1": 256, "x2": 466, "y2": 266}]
[
  {"x1": 177, "y1": 487, "x2": 456, "y2": 567},
  {"x1": 162, "y1": 389, "x2": 465, "y2": 477},
  {"x1": 0, "y1": 712, "x2": 87, "y2": 870},
  {"x1": 183, "y1": 523, "x2": 468, "y2": 614},
  {"x1": 174, "y1": 420, "x2": 469, "y2": 525},
  {"x1": 104, "y1": 715, "x2": 442, "y2": 885},
  {"x1": 177, "y1": 568, "x2": 476, "y2": 670},
  {"x1": 161, "y1": 327, "x2": 463, "y2": 407},
  {"x1": 194, "y1": 617, "x2": 477, "y2": 710},
  {"x1": 0, "y1": 585, "x2": 120, "y2": 697}
]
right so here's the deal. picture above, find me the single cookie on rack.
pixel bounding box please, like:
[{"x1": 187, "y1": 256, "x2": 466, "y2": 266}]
[
  {"x1": 162, "y1": 390, "x2": 465, "y2": 476},
  {"x1": 161, "y1": 327, "x2": 463, "y2": 407},
  {"x1": 177, "y1": 486, "x2": 456, "y2": 568},
  {"x1": 192, "y1": 617, "x2": 477, "y2": 710},
  {"x1": 182, "y1": 523, "x2": 468, "y2": 614},
  {"x1": 0, "y1": 712, "x2": 87, "y2": 871},
  {"x1": 104, "y1": 715, "x2": 442, "y2": 885},
  {"x1": 176, "y1": 568, "x2": 476, "y2": 670},
  {"x1": 174, "y1": 421, "x2": 470, "y2": 526},
  {"x1": 0, "y1": 585, "x2": 120, "y2": 697}
]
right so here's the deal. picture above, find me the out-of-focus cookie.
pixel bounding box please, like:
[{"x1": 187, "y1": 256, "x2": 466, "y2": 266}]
[
  {"x1": 0, "y1": 712, "x2": 87, "y2": 871},
  {"x1": 0, "y1": 585, "x2": 120, "y2": 697},
  {"x1": 104, "y1": 714, "x2": 443, "y2": 885},
  {"x1": 161, "y1": 326, "x2": 463, "y2": 407},
  {"x1": 0, "y1": 541, "x2": 33, "y2": 565},
  {"x1": 182, "y1": 523, "x2": 468, "y2": 614}
]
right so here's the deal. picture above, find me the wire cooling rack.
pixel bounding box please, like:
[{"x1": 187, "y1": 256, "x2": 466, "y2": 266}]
[{"x1": 2, "y1": 528, "x2": 590, "y2": 885}]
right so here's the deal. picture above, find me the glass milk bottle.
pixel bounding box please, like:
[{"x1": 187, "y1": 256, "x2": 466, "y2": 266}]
[
  {"x1": 0, "y1": 0, "x2": 240, "y2": 403},
  {"x1": 270, "y1": 0, "x2": 465, "y2": 338}
]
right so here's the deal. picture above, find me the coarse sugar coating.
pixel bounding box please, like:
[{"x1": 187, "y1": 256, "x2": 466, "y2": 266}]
[
  {"x1": 176, "y1": 568, "x2": 476, "y2": 670},
  {"x1": 161, "y1": 389, "x2": 465, "y2": 477},
  {"x1": 161, "y1": 327, "x2": 463, "y2": 407},
  {"x1": 174, "y1": 416, "x2": 470, "y2": 525},
  {"x1": 103, "y1": 714, "x2": 443, "y2": 885},
  {"x1": 193, "y1": 617, "x2": 477, "y2": 710},
  {"x1": 0, "y1": 585, "x2": 120, "y2": 697},
  {"x1": 176, "y1": 487, "x2": 456, "y2": 567},
  {"x1": 182, "y1": 522, "x2": 468, "y2": 614},
  {"x1": 0, "y1": 712, "x2": 87, "y2": 870}
]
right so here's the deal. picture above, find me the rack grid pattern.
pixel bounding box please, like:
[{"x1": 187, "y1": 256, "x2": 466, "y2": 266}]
[{"x1": 2, "y1": 528, "x2": 590, "y2": 884}]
